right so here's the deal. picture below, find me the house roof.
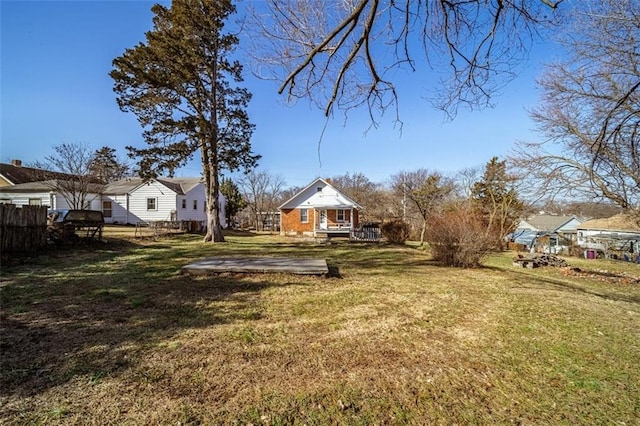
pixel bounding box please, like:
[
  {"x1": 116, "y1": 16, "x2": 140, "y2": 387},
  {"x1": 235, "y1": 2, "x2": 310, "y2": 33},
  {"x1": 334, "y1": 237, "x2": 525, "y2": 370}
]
[
  {"x1": 103, "y1": 177, "x2": 203, "y2": 195},
  {"x1": 0, "y1": 179, "x2": 104, "y2": 193},
  {"x1": 279, "y1": 177, "x2": 362, "y2": 210},
  {"x1": 524, "y1": 214, "x2": 580, "y2": 232},
  {"x1": 0, "y1": 162, "x2": 75, "y2": 185},
  {"x1": 578, "y1": 213, "x2": 640, "y2": 233}
]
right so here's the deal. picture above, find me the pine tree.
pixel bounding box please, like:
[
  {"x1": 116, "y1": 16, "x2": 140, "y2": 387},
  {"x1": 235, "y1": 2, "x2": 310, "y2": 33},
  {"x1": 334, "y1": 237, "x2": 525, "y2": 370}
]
[
  {"x1": 89, "y1": 147, "x2": 130, "y2": 183},
  {"x1": 111, "y1": 0, "x2": 259, "y2": 242},
  {"x1": 471, "y1": 157, "x2": 523, "y2": 248},
  {"x1": 220, "y1": 177, "x2": 246, "y2": 228}
]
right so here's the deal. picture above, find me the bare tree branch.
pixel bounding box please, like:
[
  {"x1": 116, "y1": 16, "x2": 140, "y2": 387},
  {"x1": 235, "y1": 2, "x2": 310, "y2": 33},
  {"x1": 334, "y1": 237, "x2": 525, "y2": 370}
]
[{"x1": 248, "y1": 0, "x2": 560, "y2": 122}]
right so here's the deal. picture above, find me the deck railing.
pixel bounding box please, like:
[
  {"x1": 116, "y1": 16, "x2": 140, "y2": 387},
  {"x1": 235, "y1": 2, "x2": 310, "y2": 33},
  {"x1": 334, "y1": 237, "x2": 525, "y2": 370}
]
[{"x1": 350, "y1": 226, "x2": 382, "y2": 242}]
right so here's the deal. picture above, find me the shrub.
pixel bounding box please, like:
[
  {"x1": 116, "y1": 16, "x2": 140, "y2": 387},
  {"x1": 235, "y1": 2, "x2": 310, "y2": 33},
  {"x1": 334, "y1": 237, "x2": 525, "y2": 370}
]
[
  {"x1": 425, "y1": 203, "x2": 494, "y2": 268},
  {"x1": 381, "y1": 220, "x2": 411, "y2": 244}
]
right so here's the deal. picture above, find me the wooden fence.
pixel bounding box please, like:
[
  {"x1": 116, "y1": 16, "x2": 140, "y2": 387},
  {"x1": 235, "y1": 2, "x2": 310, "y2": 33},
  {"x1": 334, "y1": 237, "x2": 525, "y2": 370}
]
[{"x1": 0, "y1": 204, "x2": 48, "y2": 254}]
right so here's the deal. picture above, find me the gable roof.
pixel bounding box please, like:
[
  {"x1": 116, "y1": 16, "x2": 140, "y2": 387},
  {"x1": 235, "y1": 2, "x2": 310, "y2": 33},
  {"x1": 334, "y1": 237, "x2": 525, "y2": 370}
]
[
  {"x1": 279, "y1": 177, "x2": 361, "y2": 210},
  {"x1": 103, "y1": 177, "x2": 203, "y2": 196},
  {"x1": 524, "y1": 214, "x2": 581, "y2": 232},
  {"x1": 578, "y1": 213, "x2": 640, "y2": 233}
]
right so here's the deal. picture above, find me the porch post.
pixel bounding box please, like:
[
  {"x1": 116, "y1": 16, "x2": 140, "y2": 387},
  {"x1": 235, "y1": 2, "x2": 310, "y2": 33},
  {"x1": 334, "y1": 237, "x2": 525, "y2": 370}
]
[{"x1": 350, "y1": 208, "x2": 354, "y2": 229}]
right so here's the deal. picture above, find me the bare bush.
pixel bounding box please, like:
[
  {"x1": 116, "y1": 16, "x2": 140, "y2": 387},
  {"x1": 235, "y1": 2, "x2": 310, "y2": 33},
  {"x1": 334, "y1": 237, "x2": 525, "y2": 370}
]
[
  {"x1": 425, "y1": 204, "x2": 494, "y2": 268},
  {"x1": 381, "y1": 220, "x2": 411, "y2": 244}
]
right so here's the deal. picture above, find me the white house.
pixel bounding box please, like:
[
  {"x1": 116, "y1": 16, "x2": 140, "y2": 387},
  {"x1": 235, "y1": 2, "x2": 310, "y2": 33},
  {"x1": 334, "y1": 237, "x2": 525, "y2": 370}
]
[
  {"x1": 576, "y1": 213, "x2": 640, "y2": 258},
  {"x1": 516, "y1": 214, "x2": 583, "y2": 237},
  {"x1": 102, "y1": 177, "x2": 226, "y2": 226},
  {"x1": 512, "y1": 214, "x2": 584, "y2": 254},
  {"x1": 0, "y1": 162, "x2": 227, "y2": 228},
  {"x1": 0, "y1": 180, "x2": 103, "y2": 210}
]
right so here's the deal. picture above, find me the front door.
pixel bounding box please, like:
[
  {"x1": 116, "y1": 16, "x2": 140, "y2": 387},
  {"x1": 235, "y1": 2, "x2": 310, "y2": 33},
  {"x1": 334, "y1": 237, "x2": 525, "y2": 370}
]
[{"x1": 319, "y1": 209, "x2": 327, "y2": 230}]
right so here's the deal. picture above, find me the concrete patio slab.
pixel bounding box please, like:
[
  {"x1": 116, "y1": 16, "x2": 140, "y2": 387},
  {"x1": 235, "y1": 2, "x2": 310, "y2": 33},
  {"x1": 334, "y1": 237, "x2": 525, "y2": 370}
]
[{"x1": 181, "y1": 257, "x2": 329, "y2": 276}]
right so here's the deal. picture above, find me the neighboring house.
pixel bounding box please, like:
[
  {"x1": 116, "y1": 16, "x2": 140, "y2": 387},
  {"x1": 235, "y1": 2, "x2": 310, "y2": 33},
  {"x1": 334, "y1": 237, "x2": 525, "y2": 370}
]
[
  {"x1": 0, "y1": 160, "x2": 104, "y2": 209},
  {"x1": 0, "y1": 160, "x2": 40, "y2": 187},
  {"x1": 0, "y1": 180, "x2": 103, "y2": 210},
  {"x1": 102, "y1": 177, "x2": 226, "y2": 226},
  {"x1": 517, "y1": 214, "x2": 583, "y2": 237},
  {"x1": 0, "y1": 159, "x2": 91, "y2": 187},
  {"x1": 279, "y1": 177, "x2": 361, "y2": 237},
  {"x1": 512, "y1": 214, "x2": 583, "y2": 253},
  {"x1": 0, "y1": 160, "x2": 225, "y2": 228},
  {"x1": 577, "y1": 213, "x2": 640, "y2": 259}
]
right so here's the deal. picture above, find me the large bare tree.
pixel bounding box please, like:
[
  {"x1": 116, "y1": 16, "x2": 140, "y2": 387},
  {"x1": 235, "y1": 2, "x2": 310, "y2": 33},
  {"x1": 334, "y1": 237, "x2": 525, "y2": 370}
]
[
  {"x1": 328, "y1": 172, "x2": 388, "y2": 222},
  {"x1": 391, "y1": 169, "x2": 454, "y2": 246},
  {"x1": 249, "y1": 0, "x2": 562, "y2": 123},
  {"x1": 31, "y1": 143, "x2": 103, "y2": 210},
  {"x1": 512, "y1": 0, "x2": 639, "y2": 220},
  {"x1": 238, "y1": 170, "x2": 286, "y2": 231}
]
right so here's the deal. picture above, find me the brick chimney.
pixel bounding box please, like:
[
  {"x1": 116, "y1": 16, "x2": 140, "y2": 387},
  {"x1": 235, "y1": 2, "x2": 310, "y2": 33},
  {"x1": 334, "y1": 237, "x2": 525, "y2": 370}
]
[{"x1": 11, "y1": 159, "x2": 22, "y2": 167}]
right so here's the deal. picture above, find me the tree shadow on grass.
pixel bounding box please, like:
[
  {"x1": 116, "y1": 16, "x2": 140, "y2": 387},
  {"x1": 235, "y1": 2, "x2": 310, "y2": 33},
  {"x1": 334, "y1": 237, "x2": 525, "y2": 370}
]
[
  {"x1": 486, "y1": 265, "x2": 640, "y2": 305},
  {"x1": 0, "y1": 242, "x2": 299, "y2": 398}
]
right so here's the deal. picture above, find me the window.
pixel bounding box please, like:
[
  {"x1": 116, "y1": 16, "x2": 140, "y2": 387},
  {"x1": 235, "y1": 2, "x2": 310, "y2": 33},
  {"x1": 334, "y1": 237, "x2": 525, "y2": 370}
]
[
  {"x1": 337, "y1": 209, "x2": 345, "y2": 222},
  {"x1": 102, "y1": 201, "x2": 113, "y2": 218},
  {"x1": 300, "y1": 208, "x2": 308, "y2": 223},
  {"x1": 193, "y1": 200, "x2": 198, "y2": 210},
  {"x1": 146, "y1": 198, "x2": 157, "y2": 211},
  {"x1": 317, "y1": 187, "x2": 322, "y2": 192},
  {"x1": 28, "y1": 198, "x2": 42, "y2": 206},
  {"x1": 181, "y1": 199, "x2": 186, "y2": 209}
]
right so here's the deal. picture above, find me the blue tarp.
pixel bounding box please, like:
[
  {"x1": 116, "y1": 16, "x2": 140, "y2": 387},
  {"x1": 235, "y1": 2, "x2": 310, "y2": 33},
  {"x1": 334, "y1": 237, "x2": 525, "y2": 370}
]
[{"x1": 508, "y1": 229, "x2": 541, "y2": 248}]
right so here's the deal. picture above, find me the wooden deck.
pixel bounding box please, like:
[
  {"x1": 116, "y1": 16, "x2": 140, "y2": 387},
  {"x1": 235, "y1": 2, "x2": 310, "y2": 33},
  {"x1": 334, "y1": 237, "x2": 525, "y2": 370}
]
[{"x1": 181, "y1": 257, "x2": 329, "y2": 276}]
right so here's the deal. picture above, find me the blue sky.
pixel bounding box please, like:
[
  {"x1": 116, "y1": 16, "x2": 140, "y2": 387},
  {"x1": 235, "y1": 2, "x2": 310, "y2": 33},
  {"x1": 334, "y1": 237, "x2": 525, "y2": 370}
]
[{"x1": 1, "y1": 0, "x2": 555, "y2": 188}]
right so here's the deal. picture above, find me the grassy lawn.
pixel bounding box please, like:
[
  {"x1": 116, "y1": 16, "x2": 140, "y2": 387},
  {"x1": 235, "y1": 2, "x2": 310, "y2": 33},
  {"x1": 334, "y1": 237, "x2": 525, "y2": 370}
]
[{"x1": 1, "y1": 227, "x2": 639, "y2": 424}]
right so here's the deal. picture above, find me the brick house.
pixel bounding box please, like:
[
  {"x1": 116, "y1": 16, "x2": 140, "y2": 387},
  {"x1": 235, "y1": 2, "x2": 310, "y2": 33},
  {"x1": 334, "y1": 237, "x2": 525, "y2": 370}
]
[{"x1": 279, "y1": 177, "x2": 361, "y2": 237}]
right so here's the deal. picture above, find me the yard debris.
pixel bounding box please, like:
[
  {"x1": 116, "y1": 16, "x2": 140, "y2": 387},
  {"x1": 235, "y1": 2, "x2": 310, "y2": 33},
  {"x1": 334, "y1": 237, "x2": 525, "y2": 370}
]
[
  {"x1": 513, "y1": 253, "x2": 568, "y2": 268},
  {"x1": 561, "y1": 267, "x2": 640, "y2": 285}
]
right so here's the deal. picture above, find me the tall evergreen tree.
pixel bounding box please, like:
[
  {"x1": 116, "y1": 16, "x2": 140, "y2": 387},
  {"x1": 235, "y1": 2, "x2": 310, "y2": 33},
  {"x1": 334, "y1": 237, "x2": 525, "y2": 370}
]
[
  {"x1": 111, "y1": 0, "x2": 259, "y2": 242},
  {"x1": 89, "y1": 146, "x2": 131, "y2": 183},
  {"x1": 220, "y1": 177, "x2": 246, "y2": 228},
  {"x1": 471, "y1": 157, "x2": 523, "y2": 248}
]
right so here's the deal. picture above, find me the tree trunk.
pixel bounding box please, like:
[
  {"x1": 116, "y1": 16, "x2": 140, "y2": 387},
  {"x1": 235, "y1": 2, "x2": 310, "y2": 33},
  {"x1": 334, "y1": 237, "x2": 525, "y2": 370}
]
[
  {"x1": 203, "y1": 163, "x2": 225, "y2": 243},
  {"x1": 201, "y1": 137, "x2": 225, "y2": 243},
  {"x1": 420, "y1": 219, "x2": 426, "y2": 246}
]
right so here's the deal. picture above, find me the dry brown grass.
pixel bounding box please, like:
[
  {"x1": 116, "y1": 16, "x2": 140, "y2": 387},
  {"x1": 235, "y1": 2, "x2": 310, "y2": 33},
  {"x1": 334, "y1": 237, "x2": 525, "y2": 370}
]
[{"x1": 1, "y1": 228, "x2": 639, "y2": 424}]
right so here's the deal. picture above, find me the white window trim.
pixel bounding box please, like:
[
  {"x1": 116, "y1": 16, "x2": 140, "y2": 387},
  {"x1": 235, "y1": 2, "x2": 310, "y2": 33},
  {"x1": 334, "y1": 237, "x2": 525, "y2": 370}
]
[{"x1": 300, "y1": 208, "x2": 309, "y2": 223}]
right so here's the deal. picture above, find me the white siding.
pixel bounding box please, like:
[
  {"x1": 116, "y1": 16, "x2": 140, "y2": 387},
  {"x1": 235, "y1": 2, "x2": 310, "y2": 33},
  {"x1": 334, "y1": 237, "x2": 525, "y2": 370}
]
[
  {"x1": 280, "y1": 179, "x2": 358, "y2": 209},
  {"x1": 557, "y1": 218, "x2": 582, "y2": 233},
  {"x1": 0, "y1": 192, "x2": 53, "y2": 207},
  {"x1": 176, "y1": 184, "x2": 227, "y2": 227},
  {"x1": 102, "y1": 194, "x2": 142, "y2": 224},
  {"x1": 0, "y1": 192, "x2": 100, "y2": 210},
  {"x1": 177, "y1": 183, "x2": 207, "y2": 222},
  {"x1": 128, "y1": 181, "x2": 178, "y2": 222},
  {"x1": 284, "y1": 181, "x2": 355, "y2": 209}
]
